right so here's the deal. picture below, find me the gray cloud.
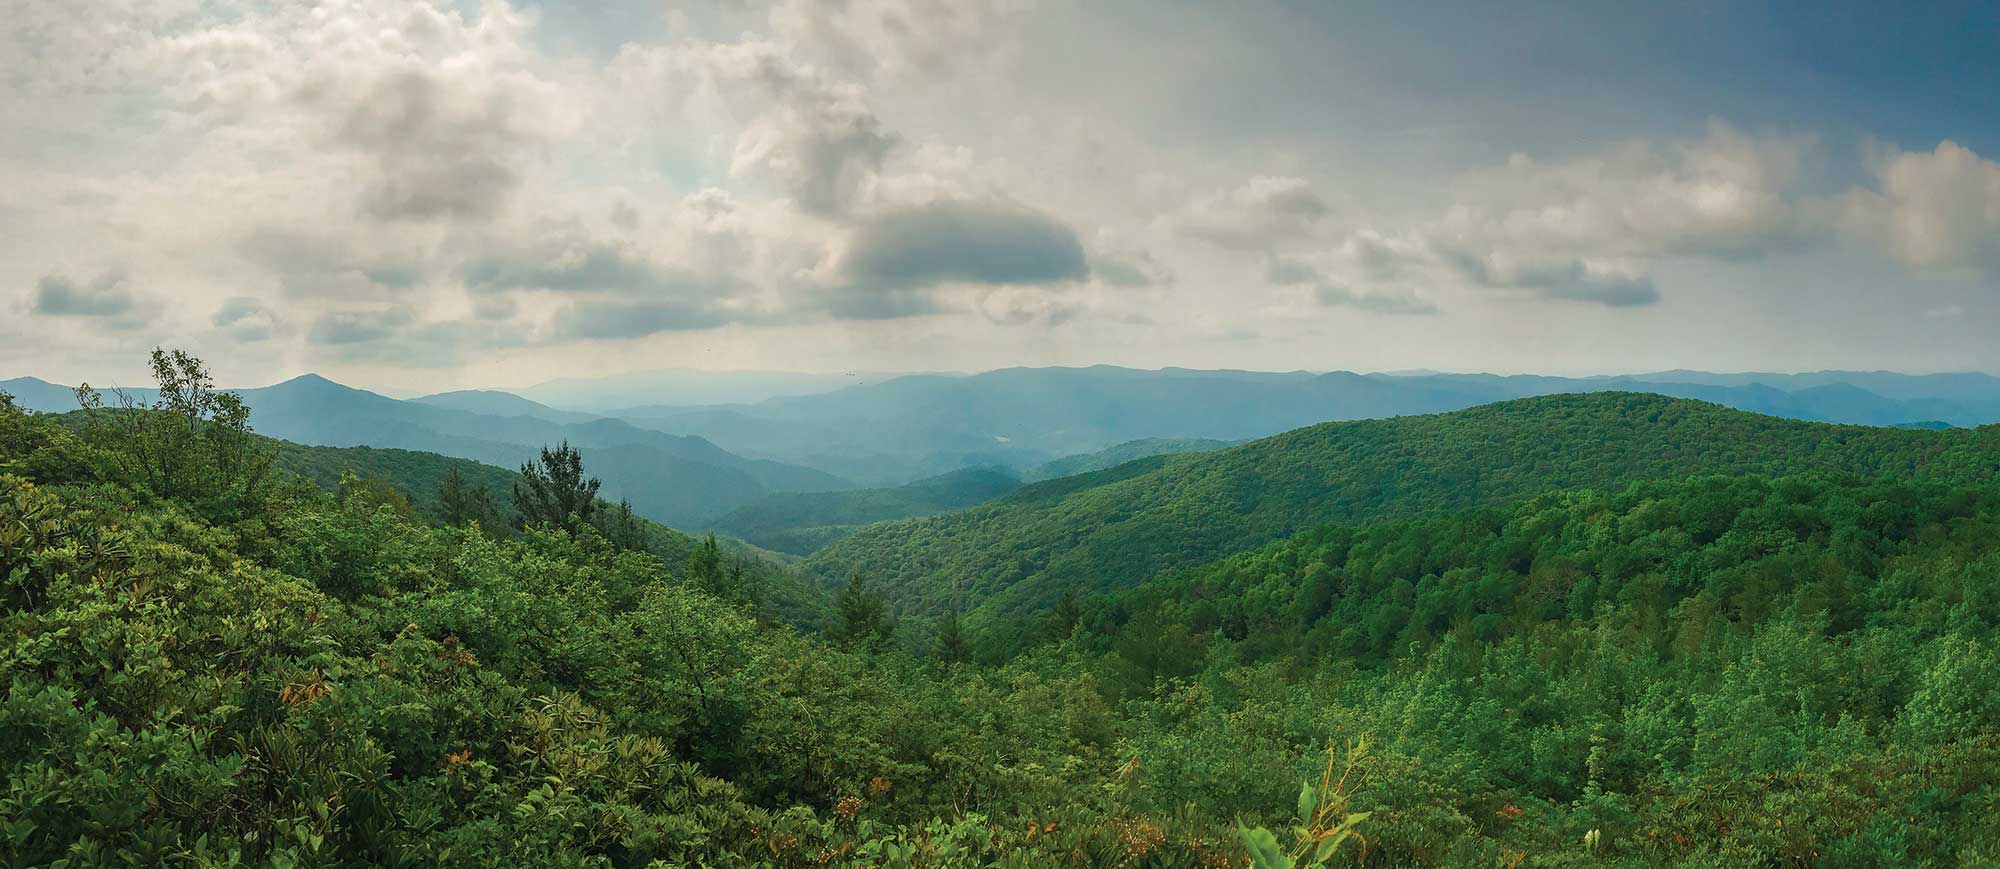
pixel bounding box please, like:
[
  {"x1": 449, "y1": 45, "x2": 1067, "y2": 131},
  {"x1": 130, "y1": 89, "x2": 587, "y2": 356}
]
[
  {"x1": 837, "y1": 199, "x2": 1088, "y2": 291},
  {"x1": 317, "y1": 67, "x2": 537, "y2": 221},
  {"x1": 1267, "y1": 255, "x2": 1438, "y2": 315},
  {"x1": 240, "y1": 227, "x2": 428, "y2": 298},
  {"x1": 1177, "y1": 176, "x2": 1334, "y2": 251},
  {"x1": 308, "y1": 307, "x2": 416, "y2": 345},
  {"x1": 463, "y1": 242, "x2": 727, "y2": 297},
  {"x1": 1441, "y1": 249, "x2": 1662, "y2": 307},
  {"x1": 210, "y1": 296, "x2": 283, "y2": 341},
  {"x1": 31, "y1": 271, "x2": 139, "y2": 320},
  {"x1": 550, "y1": 299, "x2": 732, "y2": 340},
  {"x1": 1313, "y1": 285, "x2": 1440, "y2": 316}
]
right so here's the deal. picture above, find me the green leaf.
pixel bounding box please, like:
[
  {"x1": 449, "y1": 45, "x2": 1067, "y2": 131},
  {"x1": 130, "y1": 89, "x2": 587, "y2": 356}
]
[
  {"x1": 1238, "y1": 824, "x2": 1293, "y2": 869},
  {"x1": 1297, "y1": 780, "x2": 1316, "y2": 824}
]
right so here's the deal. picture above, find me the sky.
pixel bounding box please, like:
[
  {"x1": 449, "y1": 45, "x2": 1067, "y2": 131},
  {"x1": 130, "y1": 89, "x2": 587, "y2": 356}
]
[{"x1": 4, "y1": 0, "x2": 2000, "y2": 391}]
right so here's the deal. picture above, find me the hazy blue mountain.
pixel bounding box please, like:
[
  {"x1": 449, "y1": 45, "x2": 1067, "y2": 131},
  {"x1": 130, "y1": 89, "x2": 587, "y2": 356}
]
[
  {"x1": 1, "y1": 377, "x2": 87, "y2": 411},
  {"x1": 10, "y1": 373, "x2": 845, "y2": 527},
  {"x1": 412, "y1": 389, "x2": 601, "y2": 424},
  {"x1": 1026, "y1": 437, "x2": 1236, "y2": 481},
  {"x1": 614, "y1": 366, "x2": 1503, "y2": 484},
  {"x1": 706, "y1": 466, "x2": 1022, "y2": 555},
  {"x1": 610, "y1": 366, "x2": 2000, "y2": 484},
  {"x1": 515, "y1": 369, "x2": 910, "y2": 412}
]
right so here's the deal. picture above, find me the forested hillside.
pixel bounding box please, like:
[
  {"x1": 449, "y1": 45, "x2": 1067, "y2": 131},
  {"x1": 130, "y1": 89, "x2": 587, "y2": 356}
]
[
  {"x1": 709, "y1": 467, "x2": 1022, "y2": 555},
  {"x1": 7, "y1": 356, "x2": 1999, "y2": 865},
  {"x1": 810, "y1": 393, "x2": 2000, "y2": 618},
  {"x1": 6, "y1": 357, "x2": 2000, "y2": 865}
]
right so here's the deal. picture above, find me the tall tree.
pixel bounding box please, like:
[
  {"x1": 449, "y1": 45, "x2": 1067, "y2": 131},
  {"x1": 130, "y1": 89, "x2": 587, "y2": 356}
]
[
  {"x1": 513, "y1": 441, "x2": 600, "y2": 534},
  {"x1": 438, "y1": 467, "x2": 502, "y2": 534},
  {"x1": 687, "y1": 533, "x2": 723, "y2": 594},
  {"x1": 73, "y1": 348, "x2": 270, "y2": 508},
  {"x1": 831, "y1": 573, "x2": 892, "y2": 651},
  {"x1": 931, "y1": 606, "x2": 970, "y2": 665}
]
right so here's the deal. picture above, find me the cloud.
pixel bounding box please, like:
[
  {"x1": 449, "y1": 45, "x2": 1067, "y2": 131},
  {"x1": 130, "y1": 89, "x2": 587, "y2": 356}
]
[
  {"x1": 549, "y1": 299, "x2": 732, "y2": 340},
  {"x1": 240, "y1": 227, "x2": 431, "y2": 298},
  {"x1": 322, "y1": 68, "x2": 534, "y2": 221},
  {"x1": 1090, "y1": 248, "x2": 1172, "y2": 288},
  {"x1": 767, "y1": 0, "x2": 1031, "y2": 81},
  {"x1": 463, "y1": 241, "x2": 729, "y2": 297},
  {"x1": 1176, "y1": 176, "x2": 1334, "y2": 251},
  {"x1": 1436, "y1": 248, "x2": 1661, "y2": 307},
  {"x1": 1265, "y1": 253, "x2": 1438, "y2": 315},
  {"x1": 645, "y1": 39, "x2": 900, "y2": 218},
  {"x1": 308, "y1": 307, "x2": 416, "y2": 346},
  {"x1": 31, "y1": 271, "x2": 141, "y2": 320},
  {"x1": 1313, "y1": 285, "x2": 1440, "y2": 316},
  {"x1": 210, "y1": 297, "x2": 283, "y2": 341},
  {"x1": 835, "y1": 199, "x2": 1089, "y2": 291},
  {"x1": 977, "y1": 286, "x2": 1081, "y2": 326},
  {"x1": 1843, "y1": 140, "x2": 2000, "y2": 274}
]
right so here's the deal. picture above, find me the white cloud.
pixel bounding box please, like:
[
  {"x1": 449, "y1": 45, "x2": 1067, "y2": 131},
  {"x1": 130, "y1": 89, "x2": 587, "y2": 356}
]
[
  {"x1": 1843, "y1": 140, "x2": 2000, "y2": 274},
  {"x1": 1175, "y1": 176, "x2": 1336, "y2": 251}
]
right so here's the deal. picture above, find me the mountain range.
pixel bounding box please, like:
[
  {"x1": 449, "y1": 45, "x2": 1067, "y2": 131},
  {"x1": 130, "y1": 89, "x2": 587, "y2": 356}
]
[{"x1": 11, "y1": 365, "x2": 2000, "y2": 528}]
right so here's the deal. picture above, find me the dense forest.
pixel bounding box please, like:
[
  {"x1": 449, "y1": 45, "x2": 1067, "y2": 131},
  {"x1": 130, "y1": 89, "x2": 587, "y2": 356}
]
[
  {"x1": 3, "y1": 353, "x2": 1998, "y2": 865},
  {"x1": 810, "y1": 394, "x2": 2000, "y2": 619}
]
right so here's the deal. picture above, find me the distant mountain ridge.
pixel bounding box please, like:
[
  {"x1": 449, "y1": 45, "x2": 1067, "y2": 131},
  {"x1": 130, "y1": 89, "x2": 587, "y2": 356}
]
[
  {"x1": 3, "y1": 373, "x2": 845, "y2": 527},
  {"x1": 600, "y1": 366, "x2": 2000, "y2": 484}
]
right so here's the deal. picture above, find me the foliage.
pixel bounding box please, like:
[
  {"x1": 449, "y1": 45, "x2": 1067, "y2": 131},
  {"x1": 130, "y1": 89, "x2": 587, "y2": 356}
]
[
  {"x1": 709, "y1": 467, "x2": 1022, "y2": 555},
  {"x1": 7, "y1": 357, "x2": 2000, "y2": 866},
  {"x1": 811, "y1": 392, "x2": 2000, "y2": 618},
  {"x1": 513, "y1": 440, "x2": 601, "y2": 534}
]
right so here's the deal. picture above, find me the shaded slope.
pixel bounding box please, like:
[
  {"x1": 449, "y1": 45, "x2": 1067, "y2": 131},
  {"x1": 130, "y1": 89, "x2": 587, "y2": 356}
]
[{"x1": 708, "y1": 467, "x2": 1023, "y2": 555}]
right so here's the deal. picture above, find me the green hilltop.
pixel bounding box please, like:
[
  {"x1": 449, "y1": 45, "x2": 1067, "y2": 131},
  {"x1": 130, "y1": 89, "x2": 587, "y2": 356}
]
[{"x1": 808, "y1": 392, "x2": 2000, "y2": 618}]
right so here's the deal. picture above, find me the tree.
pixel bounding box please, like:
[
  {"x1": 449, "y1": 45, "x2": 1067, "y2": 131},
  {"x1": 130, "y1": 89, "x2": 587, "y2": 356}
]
[
  {"x1": 438, "y1": 468, "x2": 502, "y2": 534},
  {"x1": 831, "y1": 573, "x2": 892, "y2": 651},
  {"x1": 73, "y1": 348, "x2": 270, "y2": 508},
  {"x1": 931, "y1": 606, "x2": 970, "y2": 665},
  {"x1": 687, "y1": 533, "x2": 723, "y2": 593},
  {"x1": 513, "y1": 441, "x2": 600, "y2": 534},
  {"x1": 594, "y1": 498, "x2": 647, "y2": 551}
]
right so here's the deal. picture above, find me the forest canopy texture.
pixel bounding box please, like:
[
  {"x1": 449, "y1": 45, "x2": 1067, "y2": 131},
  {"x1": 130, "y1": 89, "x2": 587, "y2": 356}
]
[{"x1": 2, "y1": 355, "x2": 1998, "y2": 866}]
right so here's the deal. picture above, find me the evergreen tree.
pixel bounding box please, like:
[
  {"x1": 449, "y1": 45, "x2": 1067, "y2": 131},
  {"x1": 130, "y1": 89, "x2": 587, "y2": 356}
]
[
  {"x1": 438, "y1": 467, "x2": 502, "y2": 534},
  {"x1": 513, "y1": 441, "x2": 600, "y2": 534},
  {"x1": 932, "y1": 606, "x2": 970, "y2": 664},
  {"x1": 595, "y1": 498, "x2": 647, "y2": 551},
  {"x1": 688, "y1": 533, "x2": 722, "y2": 590},
  {"x1": 831, "y1": 572, "x2": 892, "y2": 651}
]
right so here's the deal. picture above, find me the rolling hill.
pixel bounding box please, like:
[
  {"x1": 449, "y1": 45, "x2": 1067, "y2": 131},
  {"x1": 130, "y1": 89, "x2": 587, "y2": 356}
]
[
  {"x1": 605, "y1": 367, "x2": 2000, "y2": 484},
  {"x1": 707, "y1": 467, "x2": 1023, "y2": 555},
  {"x1": 806, "y1": 392, "x2": 2000, "y2": 618}
]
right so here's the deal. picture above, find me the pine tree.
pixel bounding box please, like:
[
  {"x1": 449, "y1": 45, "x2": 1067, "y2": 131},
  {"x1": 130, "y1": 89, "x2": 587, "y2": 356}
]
[
  {"x1": 688, "y1": 534, "x2": 723, "y2": 593},
  {"x1": 931, "y1": 606, "x2": 970, "y2": 665},
  {"x1": 513, "y1": 441, "x2": 600, "y2": 534},
  {"x1": 831, "y1": 573, "x2": 892, "y2": 651},
  {"x1": 438, "y1": 468, "x2": 502, "y2": 534}
]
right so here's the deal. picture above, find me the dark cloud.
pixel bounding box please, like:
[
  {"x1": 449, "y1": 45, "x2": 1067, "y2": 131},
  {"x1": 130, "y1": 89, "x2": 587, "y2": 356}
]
[
  {"x1": 240, "y1": 227, "x2": 425, "y2": 298},
  {"x1": 550, "y1": 299, "x2": 730, "y2": 340},
  {"x1": 836, "y1": 200, "x2": 1088, "y2": 292},
  {"x1": 211, "y1": 296, "x2": 282, "y2": 341},
  {"x1": 31, "y1": 271, "x2": 138, "y2": 319},
  {"x1": 462, "y1": 243, "x2": 726, "y2": 297},
  {"x1": 307, "y1": 307, "x2": 416, "y2": 345},
  {"x1": 1444, "y1": 251, "x2": 1662, "y2": 307},
  {"x1": 321, "y1": 68, "x2": 532, "y2": 221}
]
